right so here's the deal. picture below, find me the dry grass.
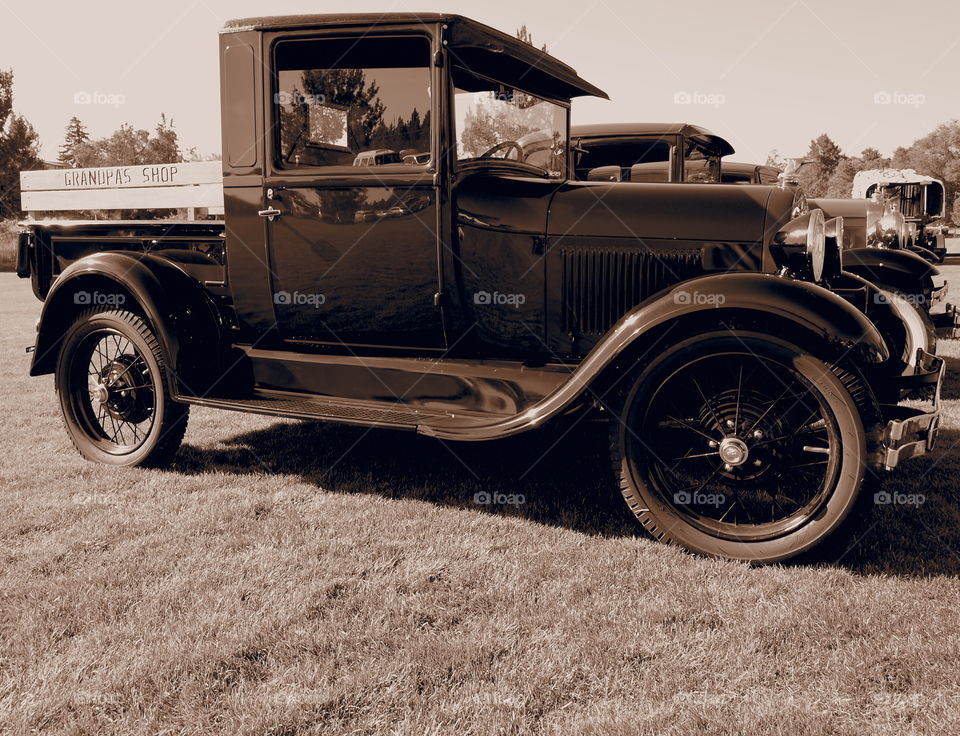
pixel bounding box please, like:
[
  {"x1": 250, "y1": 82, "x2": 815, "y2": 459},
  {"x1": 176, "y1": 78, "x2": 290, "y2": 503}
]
[{"x1": 3, "y1": 272, "x2": 960, "y2": 735}]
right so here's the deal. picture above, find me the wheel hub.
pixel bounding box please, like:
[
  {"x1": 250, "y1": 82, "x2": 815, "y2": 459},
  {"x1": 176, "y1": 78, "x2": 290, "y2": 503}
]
[
  {"x1": 91, "y1": 382, "x2": 110, "y2": 405},
  {"x1": 718, "y1": 436, "x2": 749, "y2": 467}
]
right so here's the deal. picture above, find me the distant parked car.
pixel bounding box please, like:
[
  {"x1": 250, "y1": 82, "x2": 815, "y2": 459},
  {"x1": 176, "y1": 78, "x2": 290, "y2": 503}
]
[
  {"x1": 403, "y1": 152, "x2": 431, "y2": 165},
  {"x1": 570, "y1": 123, "x2": 732, "y2": 183},
  {"x1": 353, "y1": 149, "x2": 402, "y2": 166},
  {"x1": 852, "y1": 169, "x2": 948, "y2": 263},
  {"x1": 571, "y1": 123, "x2": 950, "y2": 319}
]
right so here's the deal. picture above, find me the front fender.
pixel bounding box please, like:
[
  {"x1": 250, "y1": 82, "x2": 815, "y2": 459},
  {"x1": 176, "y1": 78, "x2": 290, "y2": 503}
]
[
  {"x1": 421, "y1": 273, "x2": 887, "y2": 441},
  {"x1": 30, "y1": 252, "x2": 222, "y2": 394},
  {"x1": 841, "y1": 247, "x2": 937, "y2": 301}
]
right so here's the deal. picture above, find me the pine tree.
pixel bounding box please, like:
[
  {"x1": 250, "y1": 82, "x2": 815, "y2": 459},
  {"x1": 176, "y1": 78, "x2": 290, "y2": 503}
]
[{"x1": 58, "y1": 116, "x2": 90, "y2": 167}]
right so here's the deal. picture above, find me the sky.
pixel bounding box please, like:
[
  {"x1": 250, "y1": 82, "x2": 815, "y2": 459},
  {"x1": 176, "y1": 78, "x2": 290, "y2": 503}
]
[{"x1": 3, "y1": 0, "x2": 960, "y2": 163}]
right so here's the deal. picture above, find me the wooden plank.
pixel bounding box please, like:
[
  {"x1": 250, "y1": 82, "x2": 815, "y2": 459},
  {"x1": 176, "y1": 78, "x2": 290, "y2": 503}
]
[
  {"x1": 20, "y1": 161, "x2": 222, "y2": 191},
  {"x1": 21, "y1": 183, "x2": 224, "y2": 211}
]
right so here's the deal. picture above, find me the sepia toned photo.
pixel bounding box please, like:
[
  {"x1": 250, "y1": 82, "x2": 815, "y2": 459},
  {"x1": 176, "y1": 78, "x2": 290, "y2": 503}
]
[{"x1": 2, "y1": 1, "x2": 960, "y2": 733}]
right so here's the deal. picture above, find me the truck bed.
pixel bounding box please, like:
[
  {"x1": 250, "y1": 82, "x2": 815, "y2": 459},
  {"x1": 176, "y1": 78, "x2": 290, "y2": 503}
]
[{"x1": 19, "y1": 219, "x2": 227, "y2": 300}]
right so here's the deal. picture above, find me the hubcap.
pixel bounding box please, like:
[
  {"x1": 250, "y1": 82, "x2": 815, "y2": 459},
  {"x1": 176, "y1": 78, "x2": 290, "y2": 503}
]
[
  {"x1": 91, "y1": 382, "x2": 110, "y2": 404},
  {"x1": 718, "y1": 437, "x2": 749, "y2": 467}
]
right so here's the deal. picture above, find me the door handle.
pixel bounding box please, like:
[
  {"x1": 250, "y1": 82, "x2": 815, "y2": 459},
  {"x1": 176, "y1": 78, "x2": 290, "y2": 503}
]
[{"x1": 258, "y1": 207, "x2": 282, "y2": 221}]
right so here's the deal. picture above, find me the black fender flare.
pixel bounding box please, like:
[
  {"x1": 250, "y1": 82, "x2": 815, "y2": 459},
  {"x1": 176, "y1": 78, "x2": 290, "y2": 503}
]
[
  {"x1": 841, "y1": 247, "x2": 937, "y2": 300},
  {"x1": 421, "y1": 273, "x2": 887, "y2": 441},
  {"x1": 602, "y1": 271, "x2": 889, "y2": 365},
  {"x1": 908, "y1": 245, "x2": 940, "y2": 264},
  {"x1": 30, "y1": 252, "x2": 223, "y2": 395}
]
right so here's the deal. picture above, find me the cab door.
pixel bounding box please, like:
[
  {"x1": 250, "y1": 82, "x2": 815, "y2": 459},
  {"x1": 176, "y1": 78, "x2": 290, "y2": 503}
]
[{"x1": 262, "y1": 32, "x2": 445, "y2": 351}]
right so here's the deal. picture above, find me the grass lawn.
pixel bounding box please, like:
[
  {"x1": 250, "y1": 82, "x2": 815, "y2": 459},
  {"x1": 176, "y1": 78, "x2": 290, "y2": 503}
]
[{"x1": 2, "y1": 271, "x2": 960, "y2": 734}]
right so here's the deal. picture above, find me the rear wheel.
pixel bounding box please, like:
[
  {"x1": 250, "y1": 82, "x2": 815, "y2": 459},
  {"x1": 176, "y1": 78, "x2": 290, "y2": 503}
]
[
  {"x1": 56, "y1": 309, "x2": 188, "y2": 466},
  {"x1": 610, "y1": 330, "x2": 879, "y2": 563}
]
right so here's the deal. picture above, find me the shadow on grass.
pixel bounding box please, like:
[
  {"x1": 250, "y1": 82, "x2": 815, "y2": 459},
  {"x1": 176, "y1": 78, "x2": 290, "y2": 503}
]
[
  {"x1": 174, "y1": 416, "x2": 640, "y2": 540},
  {"x1": 172, "y1": 419, "x2": 960, "y2": 576}
]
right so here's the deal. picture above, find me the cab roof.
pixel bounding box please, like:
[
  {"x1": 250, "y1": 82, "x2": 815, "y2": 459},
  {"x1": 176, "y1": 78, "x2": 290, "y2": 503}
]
[
  {"x1": 571, "y1": 123, "x2": 736, "y2": 157},
  {"x1": 223, "y1": 13, "x2": 608, "y2": 101}
]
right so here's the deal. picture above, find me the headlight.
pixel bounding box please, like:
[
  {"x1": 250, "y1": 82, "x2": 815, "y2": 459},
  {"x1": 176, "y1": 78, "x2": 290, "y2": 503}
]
[
  {"x1": 905, "y1": 221, "x2": 918, "y2": 248},
  {"x1": 876, "y1": 210, "x2": 905, "y2": 248},
  {"x1": 822, "y1": 216, "x2": 843, "y2": 280},
  {"x1": 772, "y1": 208, "x2": 826, "y2": 282}
]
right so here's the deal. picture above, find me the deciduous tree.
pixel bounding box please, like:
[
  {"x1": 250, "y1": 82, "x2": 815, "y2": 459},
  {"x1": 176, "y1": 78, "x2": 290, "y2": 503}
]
[{"x1": 0, "y1": 69, "x2": 42, "y2": 218}]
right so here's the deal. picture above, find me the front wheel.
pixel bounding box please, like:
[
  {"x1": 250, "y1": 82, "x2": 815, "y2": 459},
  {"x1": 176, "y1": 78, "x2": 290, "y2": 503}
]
[
  {"x1": 56, "y1": 309, "x2": 189, "y2": 466},
  {"x1": 610, "y1": 331, "x2": 880, "y2": 563}
]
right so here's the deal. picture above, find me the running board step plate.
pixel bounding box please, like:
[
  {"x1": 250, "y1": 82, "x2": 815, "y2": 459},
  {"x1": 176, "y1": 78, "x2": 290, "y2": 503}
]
[{"x1": 178, "y1": 391, "x2": 501, "y2": 431}]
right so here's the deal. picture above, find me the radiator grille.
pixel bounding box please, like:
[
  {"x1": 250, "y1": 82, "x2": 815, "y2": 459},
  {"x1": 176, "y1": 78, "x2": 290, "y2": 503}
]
[
  {"x1": 894, "y1": 184, "x2": 923, "y2": 219},
  {"x1": 561, "y1": 246, "x2": 704, "y2": 335}
]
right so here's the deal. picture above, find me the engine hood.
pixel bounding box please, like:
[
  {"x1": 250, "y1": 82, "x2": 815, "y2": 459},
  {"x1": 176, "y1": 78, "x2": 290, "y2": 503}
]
[
  {"x1": 547, "y1": 180, "x2": 786, "y2": 243},
  {"x1": 808, "y1": 197, "x2": 877, "y2": 222}
]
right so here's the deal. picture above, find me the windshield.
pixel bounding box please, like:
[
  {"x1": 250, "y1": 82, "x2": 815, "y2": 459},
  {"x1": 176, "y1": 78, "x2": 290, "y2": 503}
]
[
  {"x1": 683, "y1": 139, "x2": 721, "y2": 183},
  {"x1": 453, "y1": 66, "x2": 568, "y2": 178}
]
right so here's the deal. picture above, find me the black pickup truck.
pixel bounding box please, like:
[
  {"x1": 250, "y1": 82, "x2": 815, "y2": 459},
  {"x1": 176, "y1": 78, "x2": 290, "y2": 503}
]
[{"x1": 16, "y1": 13, "x2": 943, "y2": 563}]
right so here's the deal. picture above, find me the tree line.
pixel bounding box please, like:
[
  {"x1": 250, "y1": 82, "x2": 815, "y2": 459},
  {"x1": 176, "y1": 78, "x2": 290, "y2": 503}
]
[
  {"x1": 771, "y1": 123, "x2": 960, "y2": 224},
  {"x1": 0, "y1": 69, "x2": 213, "y2": 219}
]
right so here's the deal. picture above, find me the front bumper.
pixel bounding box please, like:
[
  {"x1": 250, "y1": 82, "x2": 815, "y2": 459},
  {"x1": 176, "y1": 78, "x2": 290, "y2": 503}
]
[
  {"x1": 930, "y1": 278, "x2": 949, "y2": 310},
  {"x1": 880, "y1": 349, "x2": 944, "y2": 470},
  {"x1": 932, "y1": 303, "x2": 960, "y2": 339}
]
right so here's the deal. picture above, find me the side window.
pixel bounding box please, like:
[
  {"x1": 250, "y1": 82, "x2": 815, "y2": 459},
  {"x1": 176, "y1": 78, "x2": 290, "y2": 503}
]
[
  {"x1": 574, "y1": 138, "x2": 671, "y2": 182},
  {"x1": 274, "y1": 36, "x2": 432, "y2": 169}
]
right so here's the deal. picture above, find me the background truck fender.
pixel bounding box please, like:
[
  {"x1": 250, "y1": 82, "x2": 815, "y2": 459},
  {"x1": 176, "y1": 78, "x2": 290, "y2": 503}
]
[
  {"x1": 30, "y1": 252, "x2": 223, "y2": 396},
  {"x1": 841, "y1": 247, "x2": 937, "y2": 298}
]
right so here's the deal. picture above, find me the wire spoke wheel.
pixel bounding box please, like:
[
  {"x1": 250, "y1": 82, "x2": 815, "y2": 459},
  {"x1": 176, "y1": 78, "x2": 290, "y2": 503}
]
[
  {"x1": 57, "y1": 308, "x2": 188, "y2": 466},
  {"x1": 640, "y1": 352, "x2": 840, "y2": 541},
  {"x1": 611, "y1": 330, "x2": 878, "y2": 563},
  {"x1": 73, "y1": 330, "x2": 158, "y2": 453}
]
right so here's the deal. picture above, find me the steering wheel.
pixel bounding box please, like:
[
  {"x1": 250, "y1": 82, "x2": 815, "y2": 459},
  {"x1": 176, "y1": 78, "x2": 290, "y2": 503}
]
[{"x1": 480, "y1": 140, "x2": 522, "y2": 161}]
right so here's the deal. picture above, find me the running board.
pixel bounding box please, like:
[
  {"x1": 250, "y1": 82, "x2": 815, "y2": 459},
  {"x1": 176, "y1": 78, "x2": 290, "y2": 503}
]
[{"x1": 177, "y1": 391, "x2": 502, "y2": 432}]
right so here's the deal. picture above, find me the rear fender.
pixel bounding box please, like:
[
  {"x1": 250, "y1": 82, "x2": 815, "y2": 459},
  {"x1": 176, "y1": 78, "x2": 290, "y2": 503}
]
[{"x1": 30, "y1": 252, "x2": 223, "y2": 395}]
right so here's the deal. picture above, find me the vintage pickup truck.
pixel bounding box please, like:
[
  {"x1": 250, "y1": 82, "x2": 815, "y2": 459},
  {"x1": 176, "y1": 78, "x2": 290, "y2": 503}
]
[{"x1": 16, "y1": 13, "x2": 944, "y2": 563}]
